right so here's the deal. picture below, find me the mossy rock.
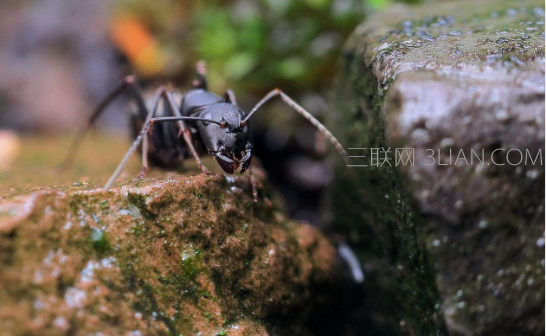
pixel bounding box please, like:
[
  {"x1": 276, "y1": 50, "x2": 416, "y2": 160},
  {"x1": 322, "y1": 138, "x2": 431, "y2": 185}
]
[
  {"x1": 0, "y1": 135, "x2": 341, "y2": 336},
  {"x1": 331, "y1": 0, "x2": 544, "y2": 335}
]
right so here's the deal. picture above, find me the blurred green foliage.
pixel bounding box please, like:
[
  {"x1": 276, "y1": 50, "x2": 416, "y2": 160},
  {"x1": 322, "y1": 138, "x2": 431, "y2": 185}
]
[
  {"x1": 115, "y1": 0, "x2": 394, "y2": 97},
  {"x1": 191, "y1": 0, "x2": 366, "y2": 94}
]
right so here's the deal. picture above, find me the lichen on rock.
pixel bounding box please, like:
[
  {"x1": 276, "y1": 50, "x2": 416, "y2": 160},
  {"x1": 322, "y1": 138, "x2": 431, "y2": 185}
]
[{"x1": 0, "y1": 171, "x2": 339, "y2": 336}]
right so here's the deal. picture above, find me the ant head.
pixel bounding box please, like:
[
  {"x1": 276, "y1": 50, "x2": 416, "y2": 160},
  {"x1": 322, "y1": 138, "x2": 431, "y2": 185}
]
[{"x1": 198, "y1": 103, "x2": 252, "y2": 174}]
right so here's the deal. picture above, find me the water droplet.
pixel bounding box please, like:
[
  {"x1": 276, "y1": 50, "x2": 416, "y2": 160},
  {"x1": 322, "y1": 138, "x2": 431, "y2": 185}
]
[
  {"x1": 375, "y1": 42, "x2": 393, "y2": 51},
  {"x1": 119, "y1": 209, "x2": 132, "y2": 216},
  {"x1": 441, "y1": 138, "x2": 454, "y2": 148},
  {"x1": 495, "y1": 109, "x2": 509, "y2": 122},
  {"x1": 53, "y1": 317, "x2": 69, "y2": 330},
  {"x1": 101, "y1": 257, "x2": 116, "y2": 267},
  {"x1": 526, "y1": 170, "x2": 539, "y2": 179},
  {"x1": 64, "y1": 287, "x2": 86, "y2": 308},
  {"x1": 81, "y1": 260, "x2": 99, "y2": 282}
]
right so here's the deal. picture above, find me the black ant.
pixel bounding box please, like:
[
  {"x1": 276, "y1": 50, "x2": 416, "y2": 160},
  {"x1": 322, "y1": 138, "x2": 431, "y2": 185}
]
[{"x1": 65, "y1": 61, "x2": 349, "y2": 201}]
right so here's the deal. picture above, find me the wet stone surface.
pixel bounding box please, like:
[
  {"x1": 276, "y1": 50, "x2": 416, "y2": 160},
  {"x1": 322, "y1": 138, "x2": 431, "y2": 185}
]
[
  {"x1": 332, "y1": 0, "x2": 544, "y2": 335},
  {"x1": 0, "y1": 143, "x2": 341, "y2": 336}
]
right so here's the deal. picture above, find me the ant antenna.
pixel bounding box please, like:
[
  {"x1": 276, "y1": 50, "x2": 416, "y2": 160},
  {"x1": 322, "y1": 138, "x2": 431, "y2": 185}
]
[{"x1": 243, "y1": 89, "x2": 350, "y2": 164}]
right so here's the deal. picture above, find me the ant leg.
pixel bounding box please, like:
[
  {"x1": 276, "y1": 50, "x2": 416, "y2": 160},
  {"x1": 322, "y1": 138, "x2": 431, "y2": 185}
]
[
  {"x1": 182, "y1": 127, "x2": 213, "y2": 176},
  {"x1": 163, "y1": 91, "x2": 213, "y2": 175},
  {"x1": 104, "y1": 115, "x2": 222, "y2": 189},
  {"x1": 191, "y1": 60, "x2": 208, "y2": 90},
  {"x1": 139, "y1": 86, "x2": 166, "y2": 178},
  {"x1": 248, "y1": 164, "x2": 258, "y2": 202},
  {"x1": 103, "y1": 90, "x2": 163, "y2": 190},
  {"x1": 105, "y1": 120, "x2": 155, "y2": 190},
  {"x1": 224, "y1": 89, "x2": 237, "y2": 105},
  {"x1": 63, "y1": 75, "x2": 148, "y2": 168},
  {"x1": 243, "y1": 89, "x2": 350, "y2": 164}
]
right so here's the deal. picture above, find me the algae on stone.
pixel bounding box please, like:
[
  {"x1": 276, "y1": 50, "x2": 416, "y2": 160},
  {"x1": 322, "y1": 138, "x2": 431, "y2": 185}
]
[
  {"x1": 331, "y1": 0, "x2": 544, "y2": 335},
  {"x1": 0, "y1": 136, "x2": 341, "y2": 336}
]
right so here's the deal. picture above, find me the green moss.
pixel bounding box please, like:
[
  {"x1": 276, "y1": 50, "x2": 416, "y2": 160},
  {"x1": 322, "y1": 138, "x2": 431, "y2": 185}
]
[
  {"x1": 127, "y1": 192, "x2": 156, "y2": 220},
  {"x1": 331, "y1": 0, "x2": 544, "y2": 335},
  {"x1": 331, "y1": 7, "x2": 447, "y2": 336},
  {"x1": 190, "y1": 188, "x2": 203, "y2": 199},
  {"x1": 89, "y1": 227, "x2": 110, "y2": 254},
  {"x1": 180, "y1": 249, "x2": 202, "y2": 281},
  {"x1": 1, "y1": 137, "x2": 342, "y2": 336},
  {"x1": 332, "y1": 63, "x2": 444, "y2": 336}
]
